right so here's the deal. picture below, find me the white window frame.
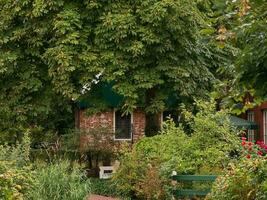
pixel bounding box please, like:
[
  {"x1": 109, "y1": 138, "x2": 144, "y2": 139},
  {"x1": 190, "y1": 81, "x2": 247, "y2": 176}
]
[
  {"x1": 263, "y1": 110, "x2": 267, "y2": 144},
  {"x1": 247, "y1": 111, "x2": 255, "y2": 141},
  {"x1": 113, "y1": 109, "x2": 133, "y2": 141}
]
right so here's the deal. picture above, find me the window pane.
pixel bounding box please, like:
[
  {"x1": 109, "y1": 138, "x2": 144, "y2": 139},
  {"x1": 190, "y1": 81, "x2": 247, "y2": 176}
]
[
  {"x1": 247, "y1": 111, "x2": 255, "y2": 141},
  {"x1": 115, "y1": 110, "x2": 132, "y2": 140},
  {"x1": 163, "y1": 111, "x2": 180, "y2": 126}
]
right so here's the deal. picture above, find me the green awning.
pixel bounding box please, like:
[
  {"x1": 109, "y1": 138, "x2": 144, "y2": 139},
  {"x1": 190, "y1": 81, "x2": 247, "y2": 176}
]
[
  {"x1": 229, "y1": 116, "x2": 259, "y2": 130},
  {"x1": 77, "y1": 82, "x2": 182, "y2": 109},
  {"x1": 77, "y1": 83, "x2": 123, "y2": 109}
]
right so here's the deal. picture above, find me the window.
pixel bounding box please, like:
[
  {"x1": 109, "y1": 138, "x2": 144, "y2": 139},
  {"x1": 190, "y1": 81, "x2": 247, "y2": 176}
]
[
  {"x1": 264, "y1": 110, "x2": 267, "y2": 144},
  {"x1": 247, "y1": 111, "x2": 255, "y2": 141},
  {"x1": 114, "y1": 110, "x2": 132, "y2": 140},
  {"x1": 163, "y1": 111, "x2": 180, "y2": 126}
]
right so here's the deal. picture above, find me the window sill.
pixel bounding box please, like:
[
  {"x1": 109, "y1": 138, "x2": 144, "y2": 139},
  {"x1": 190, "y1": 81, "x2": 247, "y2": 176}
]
[{"x1": 114, "y1": 138, "x2": 132, "y2": 141}]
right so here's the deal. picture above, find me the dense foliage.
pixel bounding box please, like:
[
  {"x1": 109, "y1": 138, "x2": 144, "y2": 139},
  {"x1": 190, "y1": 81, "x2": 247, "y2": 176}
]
[
  {"x1": 0, "y1": 0, "x2": 233, "y2": 142},
  {"x1": 0, "y1": 0, "x2": 266, "y2": 199},
  {"x1": 235, "y1": 0, "x2": 267, "y2": 97},
  {"x1": 207, "y1": 141, "x2": 267, "y2": 200},
  {"x1": 210, "y1": 0, "x2": 267, "y2": 111},
  {"x1": 112, "y1": 102, "x2": 240, "y2": 199}
]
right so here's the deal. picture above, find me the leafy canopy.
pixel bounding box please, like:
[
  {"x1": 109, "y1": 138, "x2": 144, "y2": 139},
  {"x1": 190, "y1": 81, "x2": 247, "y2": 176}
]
[
  {"x1": 0, "y1": 0, "x2": 230, "y2": 118},
  {"x1": 235, "y1": 0, "x2": 267, "y2": 97}
]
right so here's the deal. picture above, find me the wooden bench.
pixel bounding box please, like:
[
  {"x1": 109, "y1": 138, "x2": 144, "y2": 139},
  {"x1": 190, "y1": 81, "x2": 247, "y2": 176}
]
[{"x1": 171, "y1": 171, "x2": 217, "y2": 198}]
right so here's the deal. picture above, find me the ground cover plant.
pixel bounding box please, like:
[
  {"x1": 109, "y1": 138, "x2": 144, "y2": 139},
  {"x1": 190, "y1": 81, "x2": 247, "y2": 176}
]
[
  {"x1": 0, "y1": 132, "x2": 91, "y2": 200},
  {"x1": 112, "y1": 101, "x2": 240, "y2": 199}
]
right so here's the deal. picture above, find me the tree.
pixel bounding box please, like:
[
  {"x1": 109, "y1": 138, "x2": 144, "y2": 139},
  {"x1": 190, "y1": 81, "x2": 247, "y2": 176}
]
[
  {"x1": 0, "y1": 0, "x2": 232, "y2": 138},
  {"x1": 207, "y1": 0, "x2": 267, "y2": 113},
  {"x1": 235, "y1": 0, "x2": 267, "y2": 97},
  {"x1": 0, "y1": 1, "x2": 76, "y2": 141}
]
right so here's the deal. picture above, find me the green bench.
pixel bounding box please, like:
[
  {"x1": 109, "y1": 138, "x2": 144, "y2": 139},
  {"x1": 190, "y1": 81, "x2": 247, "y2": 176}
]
[{"x1": 171, "y1": 171, "x2": 217, "y2": 198}]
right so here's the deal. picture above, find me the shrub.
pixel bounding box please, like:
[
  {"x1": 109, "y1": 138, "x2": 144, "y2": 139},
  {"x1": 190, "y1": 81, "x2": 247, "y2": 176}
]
[
  {"x1": 0, "y1": 131, "x2": 33, "y2": 200},
  {"x1": 206, "y1": 157, "x2": 267, "y2": 200},
  {"x1": 0, "y1": 161, "x2": 34, "y2": 200},
  {"x1": 206, "y1": 139, "x2": 267, "y2": 200},
  {"x1": 60, "y1": 127, "x2": 116, "y2": 171},
  {"x1": 113, "y1": 101, "x2": 240, "y2": 199},
  {"x1": 26, "y1": 161, "x2": 91, "y2": 200}
]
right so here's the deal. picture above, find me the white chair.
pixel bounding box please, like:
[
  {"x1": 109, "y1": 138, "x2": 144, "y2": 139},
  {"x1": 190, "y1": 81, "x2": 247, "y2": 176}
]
[{"x1": 99, "y1": 166, "x2": 114, "y2": 179}]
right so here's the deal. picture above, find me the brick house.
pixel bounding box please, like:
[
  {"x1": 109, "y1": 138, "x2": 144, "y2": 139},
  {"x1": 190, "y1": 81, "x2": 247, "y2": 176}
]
[
  {"x1": 243, "y1": 102, "x2": 267, "y2": 143},
  {"x1": 75, "y1": 83, "x2": 180, "y2": 144},
  {"x1": 75, "y1": 108, "x2": 147, "y2": 143}
]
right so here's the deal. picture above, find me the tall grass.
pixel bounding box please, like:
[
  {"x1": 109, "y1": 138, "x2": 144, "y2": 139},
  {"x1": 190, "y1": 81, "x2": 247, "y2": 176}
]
[{"x1": 26, "y1": 161, "x2": 91, "y2": 200}]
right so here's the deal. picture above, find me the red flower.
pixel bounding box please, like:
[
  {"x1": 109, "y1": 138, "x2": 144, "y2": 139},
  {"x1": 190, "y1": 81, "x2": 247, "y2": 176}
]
[
  {"x1": 246, "y1": 154, "x2": 251, "y2": 159},
  {"x1": 248, "y1": 142, "x2": 252, "y2": 146},
  {"x1": 258, "y1": 151, "x2": 263, "y2": 156},
  {"x1": 241, "y1": 141, "x2": 246, "y2": 146}
]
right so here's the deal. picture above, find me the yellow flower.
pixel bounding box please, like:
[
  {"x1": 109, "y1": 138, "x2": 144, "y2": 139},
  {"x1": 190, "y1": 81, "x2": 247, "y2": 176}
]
[{"x1": 15, "y1": 184, "x2": 22, "y2": 190}]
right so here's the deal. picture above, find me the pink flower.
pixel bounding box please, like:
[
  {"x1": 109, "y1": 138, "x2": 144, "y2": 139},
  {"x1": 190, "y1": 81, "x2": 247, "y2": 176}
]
[
  {"x1": 248, "y1": 142, "x2": 252, "y2": 146},
  {"x1": 258, "y1": 151, "x2": 263, "y2": 156},
  {"x1": 242, "y1": 137, "x2": 247, "y2": 141}
]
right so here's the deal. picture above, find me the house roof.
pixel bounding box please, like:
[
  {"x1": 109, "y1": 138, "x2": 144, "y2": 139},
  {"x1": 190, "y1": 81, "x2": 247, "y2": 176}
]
[
  {"x1": 229, "y1": 115, "x2": 259, "y2": 130},
  {"x1": 77, "y1": 82, "x2": 181, "y2": 109}
]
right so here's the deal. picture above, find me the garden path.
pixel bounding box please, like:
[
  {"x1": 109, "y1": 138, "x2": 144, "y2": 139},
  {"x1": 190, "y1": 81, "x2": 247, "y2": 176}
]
[{"x1": 88, "y1": 194, "x2": 119, "y2": 200}]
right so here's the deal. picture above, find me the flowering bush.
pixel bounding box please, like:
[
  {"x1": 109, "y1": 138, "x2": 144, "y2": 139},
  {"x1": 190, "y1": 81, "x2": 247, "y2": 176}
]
[
  {"x1": 240, "y1": 137, "x2": 267, "y2": 159},
  {"x1": 206, "y1": 138, "x2": 267, "y2": 200},
  {"x1": 206, "y1": 157, "x2": 267, "y2": 200}
]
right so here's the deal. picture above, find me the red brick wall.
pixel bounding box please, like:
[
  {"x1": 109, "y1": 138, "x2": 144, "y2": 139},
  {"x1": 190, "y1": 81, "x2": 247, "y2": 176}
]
[
  {"x1": 77, "y1": 109, "x2": 146, "y2": 143},
  {"x1": 79, "y1": 110, "x2": 114, "y2": 130},
  {"x1": 132, "y1": 109, "x2": 146, "y2": 142},
  {"x1": 246, "y1": 102, "x2": 267, "y2": 141}
]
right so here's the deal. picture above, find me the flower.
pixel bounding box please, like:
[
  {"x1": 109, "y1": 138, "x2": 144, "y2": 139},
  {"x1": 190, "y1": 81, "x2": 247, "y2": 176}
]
[
  {"x1": 246, "y1": 154, "x2": 251, "y2": 159},
  {"x1": 242, "y1": 137, "x2": 247, "y2": 141},
  {"x1": 241, "y1": 141, "x2": 246, "y2": 146},
  {"x1": 258, "y1": 151, "x2": 263, "y2": 156},
  {"x1": 248, "y1": 142, "x2": 252, "y2": 146},
  {"x1": 256, "y1": 141, "x2": 264, "y2": 145}
]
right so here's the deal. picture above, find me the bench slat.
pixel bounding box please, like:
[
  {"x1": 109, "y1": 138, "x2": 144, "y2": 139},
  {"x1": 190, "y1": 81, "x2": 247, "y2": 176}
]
[{"x1": 172, "y1": 175, "x2": 217, "y2": 181}]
